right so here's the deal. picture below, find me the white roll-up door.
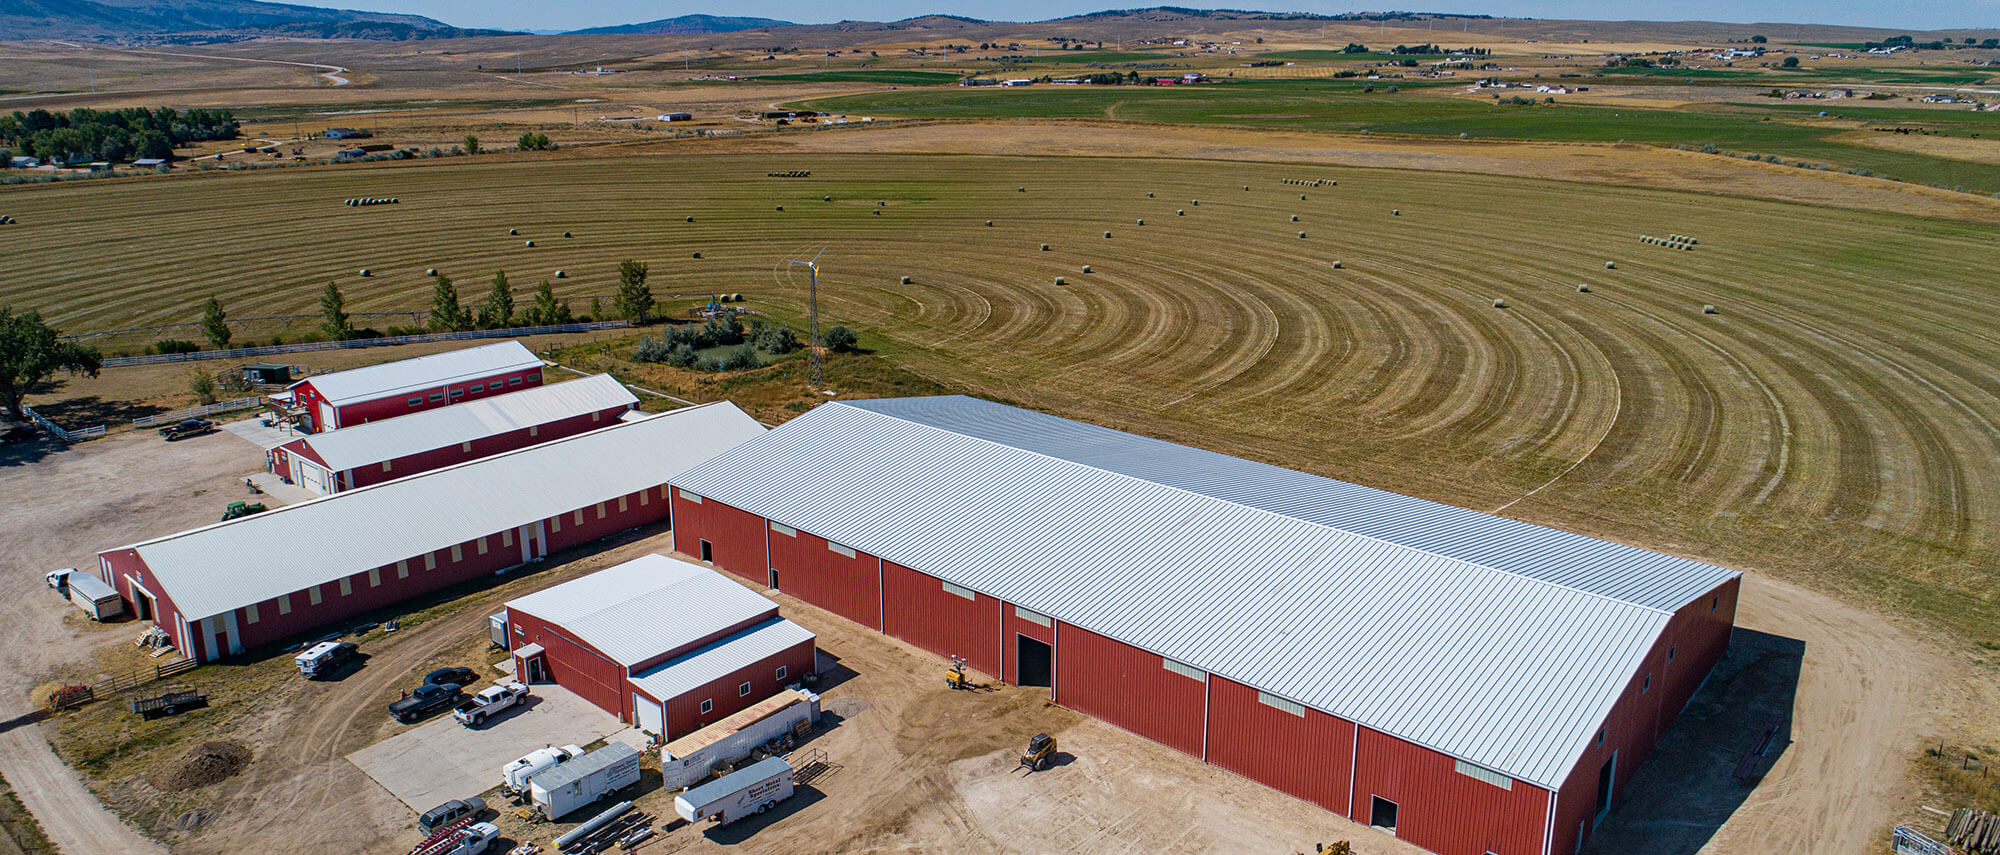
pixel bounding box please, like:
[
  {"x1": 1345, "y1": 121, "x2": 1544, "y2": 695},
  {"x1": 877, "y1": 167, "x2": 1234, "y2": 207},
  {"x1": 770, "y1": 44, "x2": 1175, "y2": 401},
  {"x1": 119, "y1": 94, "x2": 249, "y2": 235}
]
[{"x1": 634, "y1": 694, "x2": 664, "y2": 736}]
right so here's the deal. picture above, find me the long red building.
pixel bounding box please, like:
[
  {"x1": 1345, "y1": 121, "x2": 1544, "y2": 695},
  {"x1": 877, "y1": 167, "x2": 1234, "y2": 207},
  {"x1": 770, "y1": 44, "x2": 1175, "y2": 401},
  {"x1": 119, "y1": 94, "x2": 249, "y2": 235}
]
[
  {"x1": 283, "y1": 340, "x2": 544, "y2": 432},
  {"x1": 271, "y1": 373, "x2": 638, "y2": 494},
  {"x1": 665, "y1": 396, "x2": 1740, "y2": 855}
]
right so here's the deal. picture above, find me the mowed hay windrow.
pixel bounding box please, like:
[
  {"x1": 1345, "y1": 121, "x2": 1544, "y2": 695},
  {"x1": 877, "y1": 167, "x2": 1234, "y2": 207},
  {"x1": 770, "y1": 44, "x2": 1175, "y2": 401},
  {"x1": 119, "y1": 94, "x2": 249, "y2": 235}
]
[{"x1": 9, "y1": 151, "x2": 2000, "y2": 639}]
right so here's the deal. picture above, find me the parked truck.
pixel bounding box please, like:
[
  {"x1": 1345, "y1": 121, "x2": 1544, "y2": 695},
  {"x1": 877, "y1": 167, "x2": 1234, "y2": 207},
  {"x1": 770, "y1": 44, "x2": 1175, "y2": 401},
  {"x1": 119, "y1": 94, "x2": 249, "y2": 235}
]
[
  {"x1": 502, "y1": 744, "x2": 585, "y2": 797},
  {"x1": 660, "y1": 688, "x2": 818, "y2": 791},
  {"x1": 47, "y1": 569, "x2": 125, "y2": 621},
  {"x1": 451, "y1": 682, "x2": 528, "y2": 727},
  {"x1": 674, "y1": 757, "x2": 795, "y2": 827},
  {"x1": 530, "y1": 742, "x2": 641, "y2": 820}
]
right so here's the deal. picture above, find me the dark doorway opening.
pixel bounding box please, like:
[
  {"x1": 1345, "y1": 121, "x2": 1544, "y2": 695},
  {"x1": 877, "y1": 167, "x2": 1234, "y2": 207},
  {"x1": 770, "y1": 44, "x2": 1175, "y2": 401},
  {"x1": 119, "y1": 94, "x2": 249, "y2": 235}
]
[
  {"x1": 1596, "y1": 751, "x2": 1617, "y2": 818},
  {"x1": 1016, "y1": 635, "x2": 1052, "y2": 688},
  {"x1": 135, "y1": 590, "x2": 155, "y2": 621},
  {"x1": 699, "y1": 539, "x2": 713, "y2": 562},
  {"x1": 1370, "y1": 796, "x2": 1398, "y2": 833},
  {"x1": 768, "y1": 568, "x2": 780, "y2": 590}
]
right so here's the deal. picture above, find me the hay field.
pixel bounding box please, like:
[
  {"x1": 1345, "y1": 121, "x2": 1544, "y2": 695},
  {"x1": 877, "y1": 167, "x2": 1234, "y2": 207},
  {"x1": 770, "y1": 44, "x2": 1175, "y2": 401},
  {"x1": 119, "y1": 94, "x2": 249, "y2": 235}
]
[{"x1": 4, "y1": 152, "x2": 2000, "y2": 638}]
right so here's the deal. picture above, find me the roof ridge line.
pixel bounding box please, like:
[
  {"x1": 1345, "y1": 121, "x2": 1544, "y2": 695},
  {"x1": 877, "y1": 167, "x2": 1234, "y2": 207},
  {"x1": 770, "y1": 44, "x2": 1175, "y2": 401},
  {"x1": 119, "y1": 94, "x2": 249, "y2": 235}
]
[{"x1": 832, "y1": 400, "x2": 1677, "y2": 617}]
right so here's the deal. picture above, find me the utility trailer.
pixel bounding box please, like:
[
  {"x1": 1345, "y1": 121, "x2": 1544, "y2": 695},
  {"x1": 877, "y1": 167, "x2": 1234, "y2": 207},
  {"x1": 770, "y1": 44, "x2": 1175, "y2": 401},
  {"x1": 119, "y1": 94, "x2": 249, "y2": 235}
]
[
  {"x1": 57, "y1": 571, "x2": 126, "y2": 621},
  {"x1": 674, "y1": 757, "x2": 794, "y2": 827},
  {"x1": 530, "y1": 742, "x2": 641, "y2": 820},
  {"x1": 130, "y1": 688, "x2": 205, "y2": 718},
  {"x1": 660, "y1": 688, "x2": 818, "y2": 791}
]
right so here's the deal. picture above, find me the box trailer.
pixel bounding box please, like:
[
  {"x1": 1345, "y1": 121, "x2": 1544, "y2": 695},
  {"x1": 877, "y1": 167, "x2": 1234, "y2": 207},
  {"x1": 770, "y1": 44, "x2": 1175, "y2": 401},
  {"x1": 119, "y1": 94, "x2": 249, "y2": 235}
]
[
  {"x1": 488, "y1": 613, "x2": 507, "y2": 648},
  {"x1": 530, "y1": 742, "x2": 641, "y2": 820},
  {"x1": 660, "y1": 688, "x2": 818, "y2": 791},
  {"x1": 674, "y1": 757, "x2": 794, "y2": 826},
  {"x1": 65, "y1": 572, "x2": 125, "y2": 621}
]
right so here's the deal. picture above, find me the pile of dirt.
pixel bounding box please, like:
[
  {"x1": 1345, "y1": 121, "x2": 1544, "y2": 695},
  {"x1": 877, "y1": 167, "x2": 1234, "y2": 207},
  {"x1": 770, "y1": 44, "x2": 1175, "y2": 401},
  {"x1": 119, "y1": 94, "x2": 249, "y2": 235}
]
[{"x1": 149, "y1": 742, "x2": 251, "y2": 792}]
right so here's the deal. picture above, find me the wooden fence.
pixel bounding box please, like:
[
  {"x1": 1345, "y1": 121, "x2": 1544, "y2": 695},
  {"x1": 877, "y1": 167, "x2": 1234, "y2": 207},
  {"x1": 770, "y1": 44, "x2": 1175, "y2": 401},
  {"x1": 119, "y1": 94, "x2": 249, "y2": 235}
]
[{"x1": 45, "y1": 657, "x2": 198, "y2": 712}]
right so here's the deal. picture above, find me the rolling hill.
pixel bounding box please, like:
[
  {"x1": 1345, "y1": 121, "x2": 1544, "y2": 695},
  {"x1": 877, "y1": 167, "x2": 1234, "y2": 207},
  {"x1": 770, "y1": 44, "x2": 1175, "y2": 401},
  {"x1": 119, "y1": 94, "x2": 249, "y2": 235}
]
[
  {"x1": 566, "y1": 14, "x2": 793, "y2": 35},
  {"x1": 0, "y1": 0, "x2": 512, "y2": 40}
]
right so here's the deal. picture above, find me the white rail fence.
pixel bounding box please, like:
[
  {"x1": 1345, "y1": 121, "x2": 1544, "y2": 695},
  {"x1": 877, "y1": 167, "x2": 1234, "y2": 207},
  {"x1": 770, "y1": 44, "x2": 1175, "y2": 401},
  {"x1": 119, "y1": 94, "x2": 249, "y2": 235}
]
[
  {"x1": 100, "y1": 321, "x2": 630, "y2": 367},
  {"x1": 20, "y1": 407, "x2": 108, "y2": 443},
  {"x1": 133, "y1": 397, "x2": 264, "y2": 429}
]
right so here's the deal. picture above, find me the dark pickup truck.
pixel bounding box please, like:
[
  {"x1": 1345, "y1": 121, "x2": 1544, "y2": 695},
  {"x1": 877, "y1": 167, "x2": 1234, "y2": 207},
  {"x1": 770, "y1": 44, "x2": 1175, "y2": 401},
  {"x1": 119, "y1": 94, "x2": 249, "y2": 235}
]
[
  {"x1": 389, "y1": 682, "x2": 463, "y2": 724},
  {"x1": 159, "y1": 419, "x2": 217, "y2": 441}
]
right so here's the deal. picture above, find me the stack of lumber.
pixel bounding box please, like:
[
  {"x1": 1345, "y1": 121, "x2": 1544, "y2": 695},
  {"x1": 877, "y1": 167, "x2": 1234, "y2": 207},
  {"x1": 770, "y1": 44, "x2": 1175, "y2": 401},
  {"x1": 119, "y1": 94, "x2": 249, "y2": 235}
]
[{"x1": 1948, "y1": 808, "x2": 2000, "y2": 854}]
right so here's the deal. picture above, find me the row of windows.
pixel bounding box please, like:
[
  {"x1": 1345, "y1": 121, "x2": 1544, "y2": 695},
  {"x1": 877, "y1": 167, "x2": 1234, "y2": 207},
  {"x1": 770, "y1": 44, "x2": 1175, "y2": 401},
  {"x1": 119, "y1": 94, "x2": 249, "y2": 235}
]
[
  {"x1": 694, "y1": 665, "x2": 790, "y2": 715},
  {"x1": 402, "y1": 375, "x2": 531, "y2": 407}
]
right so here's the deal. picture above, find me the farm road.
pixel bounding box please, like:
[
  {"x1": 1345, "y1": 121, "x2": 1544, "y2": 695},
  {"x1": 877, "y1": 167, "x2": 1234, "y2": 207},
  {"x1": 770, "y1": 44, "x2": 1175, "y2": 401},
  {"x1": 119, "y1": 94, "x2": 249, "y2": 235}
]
[
  {"x1": 0, "y1": 429, "x2": 262, "y2": 854},
  {"x1": 50, "y1": 41, "x2": 348, "y2": 86}
]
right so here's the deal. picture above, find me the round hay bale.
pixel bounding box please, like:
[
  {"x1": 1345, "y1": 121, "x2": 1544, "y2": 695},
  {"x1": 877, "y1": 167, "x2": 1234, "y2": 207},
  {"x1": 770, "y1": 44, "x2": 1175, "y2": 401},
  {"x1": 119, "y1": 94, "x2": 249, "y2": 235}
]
[
  {"x1": 554, "y1": 270, "x2": 566, "y2": 278},
  {"x1": 509, "y1": 228, "x2": 518, "y2": 235},
  {"x1": 900, "y1": 275, "x2": 913, "y2": 284},
  {"x1": 731, "y1": 293, "x2": 742, "y2": 301},
  {"x1": 1018, "y1": 186, "x2": 1027, "y2": 192},
  {"x1": 525, "y1": 240, "x2": 535, "y2": 247},
  {"x1": 985, "y1": 220, "x2": 994, "y2": 227},
  {"x1": 390, "y1": 198, "x2": 397, "y2": 204},
  {"x1": 1300, "y1": 194, "x2": 1308, "y2": 200},
  {"x1": 1041, "y1": 244, "x2": 1051, "y2": 251},
  {"x1": 877, "y1": 200, "x2": 886, "y2": 207},
  {"x1": 1605, "y1": 261, "x2": 1616, "y2": 269},
  {"x1": 1177, "y1": 209, "x2": 1186, "y2": 216},
  {"x1": 1290, "y1": 215, "x2": 1299, "y2": 222},
  {"x1": 150, "y1": 741, "x2": 251, "y2": 793},
  {"x1": 1493, "y1": 298, "x2": 1508, "y2": 308},
  {"x1": 1392, "y1": 209, "x2": 1400, "y2": 216},
  {"x1": 775, "y1": 205, "x2": 784, "y2": 211},
  {"x1": 1298, "y1": 231, "x2": 1307, "y2": 238},
  {"x1": 358, "y1": 268, "x2": 371, "y2": 277},
  {"x1": 1243, "y1": 185, "x2": 1251, "y2": 191},
  {"x1": 1081, "y1": 265, "x2": 1092, "y2": 273},
  {"x1": 1191, "y1": 200, "x2": 1199, "y2": 205},
  {"x1": 1331, "y1": 261, "x2": 1343, "y2": 269},
  {"x1": 1577, "y1": 283, "x2": 1591, "y2": 292},
  {"x1": 425, "y1": 268, "x2": 438, "y2": 276},
  {"x1": 1703, "y1": 304, "x2": 1717, "y2": 314},
  {"x1": 692, "y1": 251, "x2": 703, "y2": 259},
  {"x1": 564, "y1": 231, "x2": 572, "y2": 238},
  {"x1": 686, "y1": 216, "x2": 695, "y2": 222},
  {"x1": 824, "y1": 196, "x2": 832, "y2": 202},
  {"x1": 873, "y1": 210, "x2": 881, "y2": 215},
  {"x1": 1136, "y1": 219, "x2": 1145, "y2": 225},
  {"x1": 1054, "y1": 276, "x2": 1067, "y2": 285},
  {"x1": 1147, "y1": 192, "x2": 1155, "y2": 198},
  {"x1": 1103, "y1": 231, "x2": 1112, "y2": 239}
]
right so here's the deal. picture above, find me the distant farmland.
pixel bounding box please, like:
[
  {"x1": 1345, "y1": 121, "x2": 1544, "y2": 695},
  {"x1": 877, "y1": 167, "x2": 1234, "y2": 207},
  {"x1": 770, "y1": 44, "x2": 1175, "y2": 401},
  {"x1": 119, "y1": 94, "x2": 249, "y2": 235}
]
[{"x1": 4, "y1": 151, "x2": 2000, "y2": 641}]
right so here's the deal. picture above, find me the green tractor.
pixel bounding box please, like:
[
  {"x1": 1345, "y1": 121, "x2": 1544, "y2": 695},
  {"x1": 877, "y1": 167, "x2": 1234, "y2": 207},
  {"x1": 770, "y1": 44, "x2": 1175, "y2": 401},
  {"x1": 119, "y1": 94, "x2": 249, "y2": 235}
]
[{"x1": 221, "y1": 501, "x2": 268, "y2": 522}]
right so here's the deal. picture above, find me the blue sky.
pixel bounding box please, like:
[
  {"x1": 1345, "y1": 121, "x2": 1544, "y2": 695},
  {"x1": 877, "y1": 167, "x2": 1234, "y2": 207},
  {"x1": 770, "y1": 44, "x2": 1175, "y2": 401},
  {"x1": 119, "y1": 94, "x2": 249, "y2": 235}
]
[{"x1": 356, "y1": 1, "x2": 1995, "y2": 33}]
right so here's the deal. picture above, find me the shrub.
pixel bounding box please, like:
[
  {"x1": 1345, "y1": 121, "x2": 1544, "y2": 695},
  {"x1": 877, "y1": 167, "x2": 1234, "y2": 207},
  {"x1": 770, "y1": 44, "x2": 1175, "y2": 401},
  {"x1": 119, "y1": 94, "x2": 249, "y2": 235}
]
[
  {"x1": 822, "y1": 326, "x2": 858, "y2": 353},
  {"x1": 151, "y1": 339, "x2": 202, "y2": 355},
  {"x1": 716, "y1": 344, "x2": 760, "y2": 371}
]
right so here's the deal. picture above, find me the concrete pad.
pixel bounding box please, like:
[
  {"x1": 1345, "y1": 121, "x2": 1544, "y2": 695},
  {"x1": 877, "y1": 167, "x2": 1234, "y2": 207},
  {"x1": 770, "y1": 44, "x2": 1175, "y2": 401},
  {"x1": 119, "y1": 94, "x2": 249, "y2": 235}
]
[
  {"x1": 346, "y1": 683, "x2": 639, "y2": 811},
  {"x1": 221, "y1": 415, "x2": 299, "y2": 451},
  {"x1": 243, "y1": 471, "x2": 318, "y2": 507}
]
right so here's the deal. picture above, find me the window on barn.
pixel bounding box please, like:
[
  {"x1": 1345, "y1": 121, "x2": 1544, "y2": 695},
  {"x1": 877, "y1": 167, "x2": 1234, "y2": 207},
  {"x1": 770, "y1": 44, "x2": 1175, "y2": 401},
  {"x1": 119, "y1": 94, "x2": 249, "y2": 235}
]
[
  {"x1": 477, "y1": 537, "x2": 488, "y2": 555},
  {"x1": 770, "y1": 522, "x2": 796, "y2": 537},
  {"x1": 449, "y1": 388, "x2": 464, "y2": 398},
  {"x1": 1668, "y1": 644, "x2": 1677, "y2": 663},
  {"x1": 429, "y1": 393, "x2": 444, "y2": 402},
  {"x1": 941, "y1": 580, "x2": 976, "y2": 601},
  {"x1": 397, "y1": 560, "x2": 408, "y2": 579},
  {"x1": 1161, "y1": 657, "x2": 1204, "y2": 681},
  {"x1": 700, "y1": 699, "x2": 713, "y2": 714},
  {"x1": 451, "y1": 544, "x2": 463, "y2": 563},
  {"x1": 678, "y1": 489, "x2": 703, "y2": 504},
  {"x1": 382, "y1": 461, "x2": 392, "y2": 473},
  {"x1": 529, "y1": 425, "x2": 539, "y2": 437},
  {"x1": 278, "y1": 594, "x2": 291, "y2": 615},
  {"x1": 775, "y1": 665, "x2": 788, "y2": 681},
  {"x1": 827, "y1": 541, "x2": 856, "y2": 559},
  {"x1": 1643, "y1": 674, "x2": 1651, "y2": 694},
  {"x1": 1712, "y1": 596, "x2": 1718, "y2": 612},
  {"x1": 470, "y1": 384, "x2": 483, "y2": 393},
  {"x1": 245, "y1": 604, "x2": 259, "y2": 624},
  {"x1": 1016, "y1": 606, "x2": 1052, "y2": 627},
  {"x1": 1454, "y1": 760, "x2": 1514, "y2": 790},
  {"x1": 425, "y1": 553, "x2": 437, "y2": 571},
  {"x1": 461, "y1": 442, "x2": 471, "y2": 453},
  {"x1": 308, "y1": 586, "x2": 322, "y2": 605},
  {"x1": 338, "y1": 578, "x2": 352, "y2": 597},
  {"x1": 738, "y1": 682, "x2": 752, "y2": 697},
  {"x1": 367, "y1": 568, "x2": 380, "y2": 587},
  {"x1": 1257, "y1": 691, "x2": 1305, "y2": 716},
  {"x1": 407, "y1": 397, "x2": 422, "y2": 407},
  {"x1": 509, "y1": 377, "x2": 522, "y2": 386}
]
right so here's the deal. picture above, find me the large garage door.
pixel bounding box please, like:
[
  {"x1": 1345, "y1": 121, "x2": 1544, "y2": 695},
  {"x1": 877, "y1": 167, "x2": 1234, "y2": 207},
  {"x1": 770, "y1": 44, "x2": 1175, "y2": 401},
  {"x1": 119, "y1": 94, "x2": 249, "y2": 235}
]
[
  {"x1": 634, "y1": 694, "x2": 664, "y2": 737},
  {"x1": 299, "y1": 461, "x2": 332, "y2": 495}
]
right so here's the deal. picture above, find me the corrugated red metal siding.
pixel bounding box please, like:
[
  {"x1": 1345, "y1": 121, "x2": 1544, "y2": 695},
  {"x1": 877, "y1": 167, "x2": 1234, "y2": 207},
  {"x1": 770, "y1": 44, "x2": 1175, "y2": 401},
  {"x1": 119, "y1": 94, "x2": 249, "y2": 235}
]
[
  {"x1": 1352, "y1": 726, "x2": 1549, "y2": 855},
  {"x1": 1206, "y1": 675, "x2": 1355, "y2": 813},
  {"x1": 1550, "y1": 574, "x2": 1738, "y2": 855},
  {"x1": 657, "y1": 638, "x2": 817, "y2": 740},
  {"x1": 1053, "y1": 622, "x2": 1205, "y2": 758},
  {"x1": 100, "y1": 549, "x2": 189, "y2": 656},
  {"x1": 766, "y1": 525, "x2": 881, "y2": 629},
  {"x1": 331, "y1": 366, "x2": 544, "y2": 428},
  {"x1": 669, "y1": 494, "x2": 767, "y2": 584},
  {"x1": 508, "y1": 608, "x2": 628, "y2": 719},
  {"x1": 880, "y1": 561, "x2": 1002, "y2": 678},
  {"x1": 999, "y1": 602, "x2": 1055, "y2": 687},
  {"x1": 340, "y1": 405, "x2": 626, "y2": 492},
  {"x1": 230, "y1": 533, "x2": 523, "y2": 653}
]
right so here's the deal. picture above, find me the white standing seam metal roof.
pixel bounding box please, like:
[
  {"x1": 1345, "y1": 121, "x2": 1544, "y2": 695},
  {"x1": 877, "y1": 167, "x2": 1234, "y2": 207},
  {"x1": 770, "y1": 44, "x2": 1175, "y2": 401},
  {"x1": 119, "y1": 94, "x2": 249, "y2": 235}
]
[
  {"x1": 121, "y1": 402, "x2": 766, "y2": 622},
  {"x1": 668, "y1": 398, "x2": 1741, "y2": 790},
  {"x1": 506, "y1": 554, "x2": 782, "y2": 667},
  {"x1": 289, "y1": 340, "x2": 543, "y2": 406},
  {"x1": 531, "y1": 741, "x2": 640, "y2": 792},
  {"x1": 629, "y1": 618, "x2": 815, "y2": 703},
  {"x1": 288, "y1": 374, "x2": 638, "y2": 473}
]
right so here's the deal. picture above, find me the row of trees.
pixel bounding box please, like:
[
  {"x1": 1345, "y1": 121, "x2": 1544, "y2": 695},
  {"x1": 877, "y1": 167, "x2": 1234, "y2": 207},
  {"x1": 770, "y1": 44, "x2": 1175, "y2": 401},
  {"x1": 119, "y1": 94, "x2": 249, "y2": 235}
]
[
  {"x1": 0, "y1": 107, "x2": 238, "y2": 165},
  {"x1": 632, "y1": 308, "x2": 854, "y2": 373}
]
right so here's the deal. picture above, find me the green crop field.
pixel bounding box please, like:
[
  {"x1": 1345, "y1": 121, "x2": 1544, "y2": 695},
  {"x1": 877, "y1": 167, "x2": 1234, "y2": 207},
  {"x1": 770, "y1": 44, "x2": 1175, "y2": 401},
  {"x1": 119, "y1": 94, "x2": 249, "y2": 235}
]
[
  {"x1": 5, "y1": 151, "x2": 2000, "y2": 642},
  {"x1": 804, "y1": 80, "x2": 2000, "y2": 193},
  {"x1": 752, "y1": 70, "x2": 965, "y2": 85}
]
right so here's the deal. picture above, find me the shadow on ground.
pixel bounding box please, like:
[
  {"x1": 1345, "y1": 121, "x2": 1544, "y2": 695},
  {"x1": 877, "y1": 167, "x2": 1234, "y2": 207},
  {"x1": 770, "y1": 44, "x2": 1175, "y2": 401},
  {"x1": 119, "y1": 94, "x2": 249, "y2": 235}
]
[{"x1": 1582, "y1": 627, "x2": 1805, "y2": 855}]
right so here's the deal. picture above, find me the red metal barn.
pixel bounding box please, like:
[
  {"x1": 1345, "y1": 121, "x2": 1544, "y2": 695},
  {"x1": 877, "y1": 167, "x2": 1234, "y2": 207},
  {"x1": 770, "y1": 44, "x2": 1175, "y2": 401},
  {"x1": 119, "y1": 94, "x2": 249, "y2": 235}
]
[
  {"x1": 665, "y1": 396, "x2": 1740, "y2": 855},
  {"x1": 97, "y1": 402, "x2": 765, "y2": 662},
  {"x1": 501, "y1": 555, "x2": 815, "y2": 736},
  {"x1": 282, "y1": 340, "x2": 544, "y2": 432},
  {"x1": 270, "y1": 373, "x2": 638, "y2": 494}
]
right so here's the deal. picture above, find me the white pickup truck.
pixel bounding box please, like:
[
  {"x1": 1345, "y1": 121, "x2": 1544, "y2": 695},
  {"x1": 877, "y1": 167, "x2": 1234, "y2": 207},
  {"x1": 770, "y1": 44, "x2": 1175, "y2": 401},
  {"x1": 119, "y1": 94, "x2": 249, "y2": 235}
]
[{"x1": 452, "y1": 682, "x2": 529, "y2": 727}]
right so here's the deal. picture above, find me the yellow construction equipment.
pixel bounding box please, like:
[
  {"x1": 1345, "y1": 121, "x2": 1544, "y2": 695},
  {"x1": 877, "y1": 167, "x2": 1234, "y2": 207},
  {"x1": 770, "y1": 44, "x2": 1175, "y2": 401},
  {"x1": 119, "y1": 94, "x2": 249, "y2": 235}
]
[
  {"x1": 1018, "y1": 732, "x2": 1057, "y2": 773},
  {"x1": 945, "y1": 655, "x2": 977, "y2": 691},
  {"x1": 1312, "y1": 843, "x2": 1352, "y2": 855}
]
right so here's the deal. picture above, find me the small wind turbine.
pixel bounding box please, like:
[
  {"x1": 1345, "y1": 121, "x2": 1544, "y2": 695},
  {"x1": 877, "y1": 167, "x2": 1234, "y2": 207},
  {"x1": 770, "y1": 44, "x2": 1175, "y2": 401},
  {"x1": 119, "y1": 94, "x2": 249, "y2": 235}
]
[{"x1": 787, "y1": 248, "x2": 827, "y2": 389}]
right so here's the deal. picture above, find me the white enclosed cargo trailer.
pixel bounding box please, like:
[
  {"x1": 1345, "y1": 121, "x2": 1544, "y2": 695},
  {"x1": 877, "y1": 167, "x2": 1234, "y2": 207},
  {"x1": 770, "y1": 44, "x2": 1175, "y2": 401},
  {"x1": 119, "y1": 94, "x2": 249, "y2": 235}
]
[
  {"x1": 63, "y1": 572, "x2": 125, "y2": 620},
  {"x1": 502, "y1": 744, "x2": 584, "y2": 795},
  {"x1": 660, "y1": 688, "x2": 818, "y2": 791},
  {"x1": 530, "y1": 742, "x2": 641, "y2": 820},
  {"x1": 674, "y1": 757, "x2": 794, "y2": 826}
]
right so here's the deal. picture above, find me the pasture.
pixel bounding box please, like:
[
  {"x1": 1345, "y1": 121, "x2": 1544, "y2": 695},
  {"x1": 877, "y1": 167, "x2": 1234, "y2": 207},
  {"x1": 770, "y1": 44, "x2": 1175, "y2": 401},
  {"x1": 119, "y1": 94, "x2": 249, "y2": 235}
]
[{"x1": 5, "y1": 151, "x2": 2000, "y2": 643}]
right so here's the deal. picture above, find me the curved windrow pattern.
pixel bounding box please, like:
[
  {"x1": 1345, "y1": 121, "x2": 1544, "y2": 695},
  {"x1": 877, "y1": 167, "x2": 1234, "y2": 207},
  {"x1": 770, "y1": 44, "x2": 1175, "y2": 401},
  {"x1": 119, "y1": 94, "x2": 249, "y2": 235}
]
[{"x1": 5, "y1": 152, "x2": 2000, "y2": 596}]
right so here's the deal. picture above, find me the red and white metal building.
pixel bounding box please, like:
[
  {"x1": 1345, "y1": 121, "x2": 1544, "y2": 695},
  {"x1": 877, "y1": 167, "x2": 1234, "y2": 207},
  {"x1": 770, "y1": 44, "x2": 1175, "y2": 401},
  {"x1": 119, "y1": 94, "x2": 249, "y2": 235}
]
[
  {"x1": 283, "y1": 340, "x2": 544, "y2": 432},
  {"x1": 665, "y1": 396, "x2": 1740, "y2": 855},
  {"x1": 500, "y1": 554, "x2": 816, "y2": 738},
  {"x1": 270, "y1": 373, "x2": 639, "y2": 495},
  {"x1": 96, "y1": 402, "x2": 765, "y2": 662}
]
